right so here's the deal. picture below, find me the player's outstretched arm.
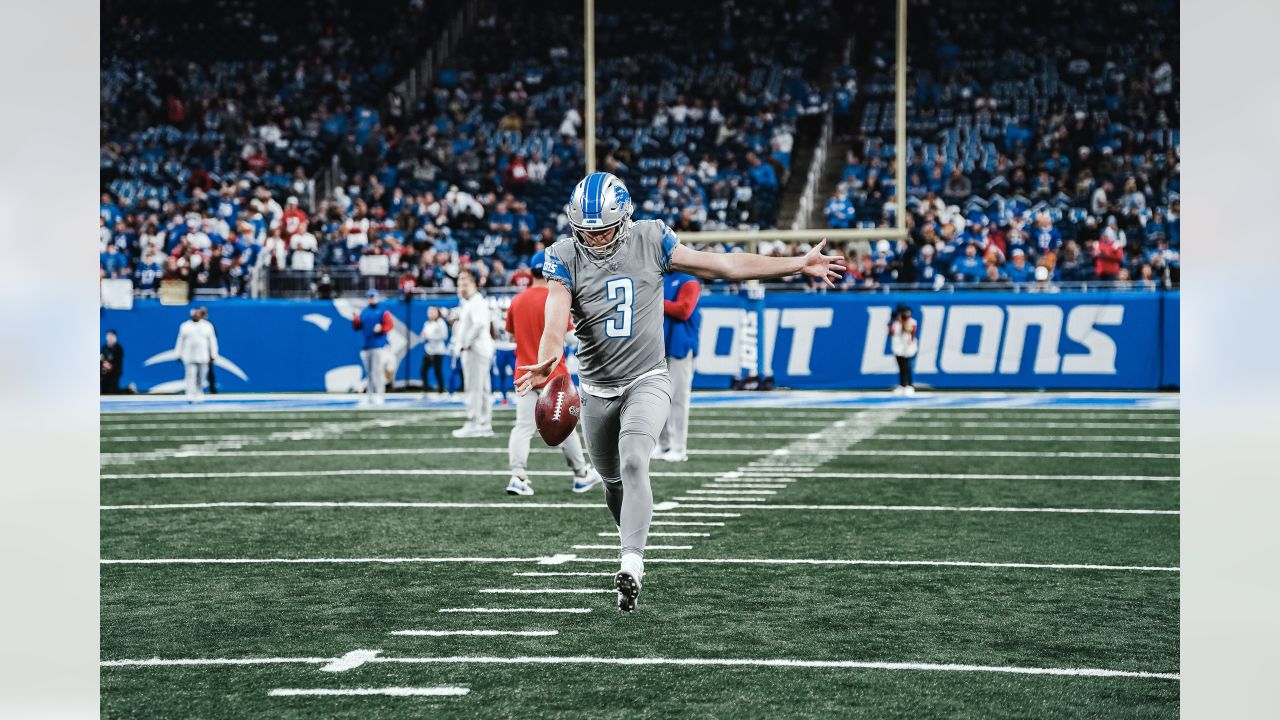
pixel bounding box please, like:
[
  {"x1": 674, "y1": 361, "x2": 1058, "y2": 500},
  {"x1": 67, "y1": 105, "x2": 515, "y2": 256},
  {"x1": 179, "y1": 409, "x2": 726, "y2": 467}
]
[
  {"x1": 515, "y1": 280, "x2": 571, "y2": 395},
  {"x1": 669, "y1": 240, "x2": 847, "y2": 288}
]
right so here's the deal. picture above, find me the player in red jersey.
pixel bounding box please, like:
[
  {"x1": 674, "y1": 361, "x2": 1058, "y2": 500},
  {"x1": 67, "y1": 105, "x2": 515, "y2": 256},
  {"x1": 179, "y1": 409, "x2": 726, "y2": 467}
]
[{"x1": 503, "y1": 250, "x2": 602, "y2": 496}]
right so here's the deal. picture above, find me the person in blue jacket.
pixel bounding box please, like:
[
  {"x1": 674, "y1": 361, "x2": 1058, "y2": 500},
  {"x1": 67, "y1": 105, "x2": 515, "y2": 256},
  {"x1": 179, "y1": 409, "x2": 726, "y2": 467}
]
[
  {"x1": 653, "y1": 271, "x2": 702, "y2": 462},
  {"x1": 353, "y1": 289, "x2": 394, "y2": 405}
]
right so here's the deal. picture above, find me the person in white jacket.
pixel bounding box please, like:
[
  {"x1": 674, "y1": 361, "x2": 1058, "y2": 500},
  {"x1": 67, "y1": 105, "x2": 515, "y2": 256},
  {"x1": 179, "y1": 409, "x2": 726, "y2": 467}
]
[
  {"x1": 889, "y1": 304, "x2": 918, "y2": 395},
  {"x1": 420, "y1": 305, "x2": 450, "y2": 395},
  {"x1": 175, "y1": 307, "x2": 219, "y2": 402},
  {"x1": 452, "y1": 271, "x2": 496, "y2": 437}
]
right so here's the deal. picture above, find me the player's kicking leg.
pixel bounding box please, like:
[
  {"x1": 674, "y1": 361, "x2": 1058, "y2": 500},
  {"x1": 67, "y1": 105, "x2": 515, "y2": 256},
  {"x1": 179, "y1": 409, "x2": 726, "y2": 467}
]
[
  {"x1": 611, "y1": 374, "x2": 672, "y2": 612},
  {"x1": 580, "y1": 391, "x2": 631, "y2": 605}
]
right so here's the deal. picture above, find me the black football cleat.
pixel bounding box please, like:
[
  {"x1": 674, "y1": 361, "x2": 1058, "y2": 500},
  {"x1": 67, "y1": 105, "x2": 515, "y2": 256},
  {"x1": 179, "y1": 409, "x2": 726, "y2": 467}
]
[{"x1": 614, "y1": 570, "x2": 641, "y2": 613}]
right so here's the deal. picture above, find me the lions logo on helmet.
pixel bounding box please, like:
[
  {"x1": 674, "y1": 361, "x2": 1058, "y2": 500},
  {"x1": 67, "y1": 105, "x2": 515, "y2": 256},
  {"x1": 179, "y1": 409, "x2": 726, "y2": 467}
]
[{"x1": 565, "y1": 172, "x2": 634, "y2": 258}]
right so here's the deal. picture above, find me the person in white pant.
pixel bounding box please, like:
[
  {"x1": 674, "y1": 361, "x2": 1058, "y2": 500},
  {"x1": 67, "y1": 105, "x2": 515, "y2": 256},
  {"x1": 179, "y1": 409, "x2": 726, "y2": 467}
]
[
  {"x1": 452, "y1": 271, "x2": 496, "y2": 437},
  {"x1": 654, "y1": 272, "x2": 702, "y2": 462},
  {"x1": 503, "y1": 250, "x2": 602, "y2": 496},
  {"x1": 175, "y1": 307, "x2": 218, "y2": 403}
]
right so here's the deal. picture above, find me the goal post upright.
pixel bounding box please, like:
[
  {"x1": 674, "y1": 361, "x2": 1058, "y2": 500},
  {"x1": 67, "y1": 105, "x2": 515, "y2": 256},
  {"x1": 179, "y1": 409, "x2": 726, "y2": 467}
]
[
  {"x1": 894, "y1": 0, "x2": 907, "y2": 235},
  {"x1": 584, "y1": 0, "x2": 597, "y2": 175}
]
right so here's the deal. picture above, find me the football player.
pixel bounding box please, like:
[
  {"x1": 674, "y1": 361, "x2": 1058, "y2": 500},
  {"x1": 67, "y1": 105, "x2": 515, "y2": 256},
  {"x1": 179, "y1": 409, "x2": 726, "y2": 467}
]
[{"x1": 517, "y1": 172, "x2": 844, "y2": 612}]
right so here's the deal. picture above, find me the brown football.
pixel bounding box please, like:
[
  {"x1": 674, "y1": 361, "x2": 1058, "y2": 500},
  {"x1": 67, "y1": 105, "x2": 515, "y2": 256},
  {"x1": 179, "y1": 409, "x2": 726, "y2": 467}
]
[{"x1": 534, "y1": 373, "x2": 581, "y2": 446}]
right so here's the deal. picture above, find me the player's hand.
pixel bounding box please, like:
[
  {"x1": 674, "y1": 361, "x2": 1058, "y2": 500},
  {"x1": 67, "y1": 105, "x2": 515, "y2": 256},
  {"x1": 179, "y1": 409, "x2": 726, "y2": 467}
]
[
  {"x1": 515, "y1": 355, "x2": 560, "y2": 396},
  {"x1": 801, "y1": 239, "x2": 847, "y2": 288}
]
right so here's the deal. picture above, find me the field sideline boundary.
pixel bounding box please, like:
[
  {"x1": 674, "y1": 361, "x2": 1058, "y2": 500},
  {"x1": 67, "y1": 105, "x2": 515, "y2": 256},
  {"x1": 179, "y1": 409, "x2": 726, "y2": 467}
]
[
  {"x1": 101, "y1": 390, "x2": 1179, "y2": 414},
  {"x1": 99, "y1": 653, "x2": 1179, "y2": 681}
]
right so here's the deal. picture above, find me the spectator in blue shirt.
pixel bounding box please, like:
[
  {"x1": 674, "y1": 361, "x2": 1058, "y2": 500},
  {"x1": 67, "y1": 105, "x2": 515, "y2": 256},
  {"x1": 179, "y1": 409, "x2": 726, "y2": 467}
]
[
  {"x1": 747, "y1": 153, "x2": 779, "y2": 189},
  {"x1": 824, "y1": 191, "x2": 854, "y2": 229},
  {"x1": 134, "y1": 249, "x2": 165, "y2": 295},
  {"x1": 1030, "y1": 213, "x2": 1062, "y2": 261},
  {"x1": 951, "y1": 243, "x2": 987, "y2": 282},
  {"x1": 100, "y1": 243, "x2": 129, "y2": 278},
  {"x1": 842, "y1": 153, "x2": 867, "y2": 185},
  {"x1": 100, "y1": 193, "x2": 122, "y2": 227},
  {"x1": 914, "y1": 244, "x2": 943, "y2": 288},
  {"x1": 488, "y1": 202, "x2": 515, "y2": 238},
  {"x1": 1005, "y1": 248, "x2": 1035, "y2": 284}
]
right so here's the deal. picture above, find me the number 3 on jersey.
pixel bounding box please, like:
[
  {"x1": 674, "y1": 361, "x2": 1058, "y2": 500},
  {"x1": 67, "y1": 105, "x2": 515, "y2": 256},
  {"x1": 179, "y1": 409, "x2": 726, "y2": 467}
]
[{"x1": 604, "y1": 277, "x2": 633, "y2": 338}]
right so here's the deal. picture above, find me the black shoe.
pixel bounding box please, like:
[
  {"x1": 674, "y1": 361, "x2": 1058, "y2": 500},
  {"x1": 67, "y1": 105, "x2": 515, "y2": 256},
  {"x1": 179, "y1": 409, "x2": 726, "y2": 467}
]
[{"x1": 614, "y1": 571, "x2": 641, "y2": 613}]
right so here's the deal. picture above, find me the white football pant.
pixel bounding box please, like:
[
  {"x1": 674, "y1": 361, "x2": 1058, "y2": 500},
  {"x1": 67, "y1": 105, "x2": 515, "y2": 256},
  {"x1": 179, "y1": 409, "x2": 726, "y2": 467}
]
[
  {"x1": 658, "y1": 353, "x2": 694, "y2": 454},
  {"x1": 361, "y1": 348, "x2": 390, "y2": 400},
  {"x1": 183, "y1": 361, "x2": 209, "y2": 402},
  {"x1": 462, "y1": 349, "x2": 493, "y2": 428},
  {"x1": 508, "y1": 384, "x2": 588, "y2": 477}
]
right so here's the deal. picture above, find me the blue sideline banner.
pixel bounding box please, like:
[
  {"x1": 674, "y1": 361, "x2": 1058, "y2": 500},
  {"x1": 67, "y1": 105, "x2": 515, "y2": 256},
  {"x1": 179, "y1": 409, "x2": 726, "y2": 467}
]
[
  {"x1": 100, "y1": 291, "x2": 1179, "y2": 393},
  {"x1": 100, "y1": 298, "x2": 453, "y2": 394},
  {"x1": 691, "y1": 291, "x2": 1176, "y2": 390}
]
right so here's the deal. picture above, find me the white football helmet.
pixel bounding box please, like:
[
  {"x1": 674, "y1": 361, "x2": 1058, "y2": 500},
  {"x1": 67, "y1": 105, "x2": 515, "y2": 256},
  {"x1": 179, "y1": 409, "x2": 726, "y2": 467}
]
[{"x1": 565, "y1": 171, "x2": 633, "y2": 258}]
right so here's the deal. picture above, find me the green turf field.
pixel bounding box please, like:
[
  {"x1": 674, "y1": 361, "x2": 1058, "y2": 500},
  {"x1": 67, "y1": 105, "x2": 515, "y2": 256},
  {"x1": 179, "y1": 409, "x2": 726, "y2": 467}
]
[{"x1": 100, "y1": 404, "x2": 1180, "y2": 719}]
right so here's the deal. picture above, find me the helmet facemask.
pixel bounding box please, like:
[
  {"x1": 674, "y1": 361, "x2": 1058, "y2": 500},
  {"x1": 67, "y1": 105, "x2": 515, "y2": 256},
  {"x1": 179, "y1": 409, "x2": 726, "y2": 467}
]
[{"x1": 572, "y1": 218, "x2": 631, "y2": 259}]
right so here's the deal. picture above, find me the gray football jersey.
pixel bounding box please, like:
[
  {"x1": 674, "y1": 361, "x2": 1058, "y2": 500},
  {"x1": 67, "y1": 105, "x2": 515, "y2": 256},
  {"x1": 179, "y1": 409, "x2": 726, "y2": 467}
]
[{"x1": 544, "y1": 219, "x2": 680, "y2": 389}]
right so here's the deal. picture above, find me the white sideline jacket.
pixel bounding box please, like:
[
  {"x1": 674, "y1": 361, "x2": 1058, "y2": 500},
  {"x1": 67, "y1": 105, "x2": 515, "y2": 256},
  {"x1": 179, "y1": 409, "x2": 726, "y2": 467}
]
[
  {"x1": 176, "y1": 319, "x2": 219, "y2": 363},
  {"x1": 453, "y1": 292, "x2": 495, "y2": 357}
]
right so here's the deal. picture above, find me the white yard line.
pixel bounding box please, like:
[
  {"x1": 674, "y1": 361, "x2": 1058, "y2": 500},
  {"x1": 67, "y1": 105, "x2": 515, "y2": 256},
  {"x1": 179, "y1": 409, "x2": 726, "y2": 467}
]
[
  {"x1": 633, "y1": 558, "x2": 1179, "y2": 572},
  {"x1": 652, "y1": 512, "x2": 741, "y2": 518},
  {"x1": 100, "y1": 415, "x2": 432, "y2": 467},
  {"x1": 100, "y1": 654, "x2": 1178, "y2": 681},
  {"x1": 100, "y1": 501, "x2": 601, "y2": 511},
  {"x1": 320, "y1": 649, "x2": 379, "y2": 672},
  {"x1": 683, "y1": 489, "x2": 777, "y2": 495},
  {"x1": 269, "y1": 687, "x2": 470, "y2": 697},
  {"x1": 728, "y1": 472, "x2": 1177, "y2": 482},
  {"x1": 672, "y1": 496, "x2": 767, "y2": 503},
  {"x1": 100, "y1": 469, "x2": 1178, "y2": 482},
  {"x1": 101, "y1": 446, "x2": 1178, "y2": 461},
  {"x1": 668, "y1": 503, "x2": 1178, "y2": 515},
  {"x1": 834, "y1": 450, "x2": 1177, "y2": 459},
  {"x1": 651, "y1": 521, "x2": 726, "y2": 527},
  {"x1": 101, "y1": 557, "x2": 544, "y2": 565},
  {"x1": 571, "y1": 545, "x2": 693, "y2": 551},
  {"x1": 390, "y1": 630, "x2": 559, "y2": 637},
  {"x1": 437, "y1": 608, "x2": 592, "y2": 614},
  {"x1": 478, "y1": 588, "x2": 613, "y2": 594},
  {"x1": 889, "y1": 421, "x2": 1177, "y2": 430},
  {"x1": 97, "y1": 555, "x2": 1179, "y2": 572},
  {"x1": 101, "y1": 657, "x2": 333, "y2": 667},
  {"x1": 596, "y1": 527, "x2": 711, "y2": 532},
  {"x1": 512, "y1": 572, "x2": 614, "y2": 577},
  {"x1": 866, "y1": 434, "x2": 1178, "y2": 443},
  {"x1": 689, "y1": 411, "x2": 1179, "y2": 420},
  {"x1": 895, "y1": 411, "x2": 1179, "y2": 419}
]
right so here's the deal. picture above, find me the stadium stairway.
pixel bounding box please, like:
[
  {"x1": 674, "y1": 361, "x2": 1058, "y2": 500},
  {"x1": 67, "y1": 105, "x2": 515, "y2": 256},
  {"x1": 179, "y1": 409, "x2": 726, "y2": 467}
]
[
  {"x1": 803, "y1": 134, "x2": 855, "y2": 234},
  {"x1": 774, "y1": 114, "x2": 822, "y2": 230}
]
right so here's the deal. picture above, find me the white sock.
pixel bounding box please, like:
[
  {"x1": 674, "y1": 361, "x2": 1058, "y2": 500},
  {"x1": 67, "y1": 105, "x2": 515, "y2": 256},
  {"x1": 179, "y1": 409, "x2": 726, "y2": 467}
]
[{"x1": 621, "y1": 553, "x2": 644, "y2": 582}]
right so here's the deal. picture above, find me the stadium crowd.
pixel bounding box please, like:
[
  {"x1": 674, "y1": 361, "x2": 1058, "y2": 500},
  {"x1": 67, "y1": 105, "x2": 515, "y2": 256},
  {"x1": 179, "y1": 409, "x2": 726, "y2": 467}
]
[
  {"x1": 819, "y1": 0, "x2": 1180, "y2": 289},
  {"x1": 100, "y1": 0, "x2": 848, "y2": 296},
  {"x1": 100, "y1": 0, "x2": 1178, "y2": 297}
]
